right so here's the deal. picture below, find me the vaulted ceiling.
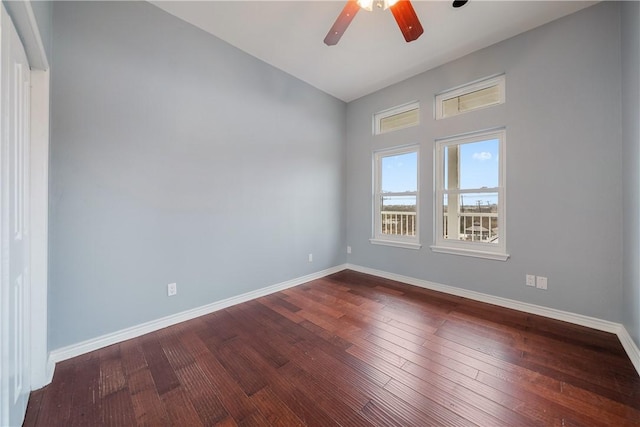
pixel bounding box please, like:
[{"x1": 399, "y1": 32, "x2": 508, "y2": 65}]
[{"x1": 151, "y1": 1, "x2": 596, "y2": 102}]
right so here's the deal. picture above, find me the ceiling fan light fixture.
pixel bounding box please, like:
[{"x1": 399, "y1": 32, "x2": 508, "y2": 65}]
[
  {"x1": 358, "y1": 0, "x2": 397, "y2": 11},
  {"x1": 384, "y1": 0, "x2": 399, "y2": 10},
  {"x1": 357, "y1": 0, "x2": 373, "y2": 11},
  {"x1": 325, "y1": 0, "x2": 423, "y2": 46}
]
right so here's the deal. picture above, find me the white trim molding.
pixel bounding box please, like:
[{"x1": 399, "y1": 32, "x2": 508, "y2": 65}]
[
  {"x1": 50, "y1": 264, "x2": 348, "y2": 364},
  {"x1": 617, "y1": 326, "x2": 640, "y2": 376},
  {"x1": 2, "y1": 0, "x2": 52, "y2": 393},
  {"x1": 2, "y1": 0, "x2": 48, "y2": 70},
  {"x1": 430, "y1": 245, "x2": 509, "y2": 261},
  {"x1": 346, "y1": 263, "x2": 640, "y2": 376},
  {"x1": 370, "y1": 238, "x2": 422, "y2": 250},
  {"x1": 29, "y1": 69, "x2": 50, "y2": 390},
  {"x1": 48, "y1": 263, "x2": 640, "y2": 379}
]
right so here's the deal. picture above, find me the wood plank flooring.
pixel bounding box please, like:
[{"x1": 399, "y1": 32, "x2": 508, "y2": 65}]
[{"x1": 23, "y1": 270, "x2": 640, "y2": 426}]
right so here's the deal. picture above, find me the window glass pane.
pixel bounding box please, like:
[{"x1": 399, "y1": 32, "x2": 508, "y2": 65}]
[
  {"x1": 458, "y1": 85, "x2": 501, "y2": 112},
  {"x1": 435, "y1": 128, "x2": 505, "y2": 258},
  {"x1": 379, "y1": 108, "x2": 419, "y2": 133},
  {"x1": 458, "y1": 138, "x2": 499, "y2": 189},
  {"x1": 381, "y1": 195, "x2": 417, "y2": 237},
  {"x1": 381, "y1": 152, "x2": 417, "y2": 193},
  {"x1": 436, "y1": 75, "x2": 504, "y2": 120},
  {"x1": 442, "y1": 98, "x2": 459, "y2": 118},
  {"x1": 442, "y1": 192, "x2": 499, "y2": 243}
]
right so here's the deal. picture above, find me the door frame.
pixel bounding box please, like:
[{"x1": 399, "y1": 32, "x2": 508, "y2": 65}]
[
  {"x1": 3, "y1": 0, "x2": 51, "y2": 391},
  {"x1": 29, "y1": 67, "x2": 51, "y2": 389}
]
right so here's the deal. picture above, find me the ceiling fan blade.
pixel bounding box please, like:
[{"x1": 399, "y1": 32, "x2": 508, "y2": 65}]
[
  {"x1": 389, "y1": 0, "x2": 424, "y2": 43},
  {"x1": 324, "y1": 0, "x2": 361, "y2": 46}
]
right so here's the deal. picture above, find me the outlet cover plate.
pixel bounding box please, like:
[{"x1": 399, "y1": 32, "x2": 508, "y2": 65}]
[
  {"x1": 536, "y1": 276, "x2": 548, "y2": 290},
  {"x1": 168, "y1": 282, "x2": 177, "y2": 296},
  {"x1": 526, "y1": 274, "x2": 536, "y2": 287}
]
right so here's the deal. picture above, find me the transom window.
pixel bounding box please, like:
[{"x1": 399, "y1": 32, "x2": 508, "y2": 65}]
[
  {"x1": 374, "y1": 101, "x2": 420, "y2": 135},
  {"x1": 371, "y1": 145, "x2": 420, "y2": 249},
  {"x1": 435, "y1": 75, "x2": 505, "y2": 120},
  {"x1": 432, "y1": 129, "x2": 508, "y2": 260}
]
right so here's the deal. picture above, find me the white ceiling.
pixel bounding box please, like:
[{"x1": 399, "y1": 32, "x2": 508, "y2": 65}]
[{"x1": 151, "y1": 1, "x2": 596, "y2": 102}]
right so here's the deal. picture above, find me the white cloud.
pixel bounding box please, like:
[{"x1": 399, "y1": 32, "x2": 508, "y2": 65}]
[{"x1": 472, "y1": 152, "x2": 492, "y2": 161}]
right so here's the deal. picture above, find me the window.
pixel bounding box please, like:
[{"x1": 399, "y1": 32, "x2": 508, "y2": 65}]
[
  {"x1": 374, "y1": 101, "x2": 419, "y2": 135},
  {"x1": 432, "y1": 129, "x2": 508, "y2": 260},
  {"x1": 435, "y1": 75, "x2": 505, "y2": 119},
  {"x1": 371, "y1": 146, "x2": 420, "y2": 249}
]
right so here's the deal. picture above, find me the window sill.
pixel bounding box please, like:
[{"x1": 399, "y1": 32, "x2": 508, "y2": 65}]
[
  {"x1": 430, "y1": 245, "x2": 510, "y2": 261},
  {"x1": 370, "y1": 238, "x2": 422, "y2": 250}
]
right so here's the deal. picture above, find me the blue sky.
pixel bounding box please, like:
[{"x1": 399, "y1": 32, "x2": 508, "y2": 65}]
[
  {"x1": 453, "y1": 138, "x2": 499, "y2": 207},
  {"x1": 381, "y1": 151, "x2": 417, "y2": 193},
  {"x1": 456, "y1": 138, "x2": 499, "y2": 190}
]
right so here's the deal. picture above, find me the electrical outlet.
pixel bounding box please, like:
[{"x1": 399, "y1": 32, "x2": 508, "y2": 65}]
[
  {"x1": 308, "y1": 253, "x2": 313, "y2": 262},
  {"x1": 347, "y1": 246, "x2": 352, "y2": 254},
  {"x1": 167, "y1": 282, "x2": 177, "y2": 296},
  {"x1": 536, "y1": 276, "x2": 548, "y2": 290},
  {"x1": 526, "y1": 274, "x2": 536, "y2": 287}
]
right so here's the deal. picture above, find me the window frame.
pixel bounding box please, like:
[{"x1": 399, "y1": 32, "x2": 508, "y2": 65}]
[
  {"x1": 370, "y1": 144, "x2": 421, "y2": 250},
  {"x1": 373, "y1": 101, "x2": 420, "y2": 135},
  {"x1": 431, "y1": 128, "x2": 509, "y2": 261},
  {"x1": 435, "y1": 74, "x2": 505, "y2": 120}
]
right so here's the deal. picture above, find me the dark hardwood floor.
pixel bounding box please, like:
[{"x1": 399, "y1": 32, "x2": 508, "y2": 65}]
[{"x1": 23, "y1": 270, "x2": 640, "y2": 426}]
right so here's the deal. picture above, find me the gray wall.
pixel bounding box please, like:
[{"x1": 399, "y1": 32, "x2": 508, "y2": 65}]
[
  {"x1": 30, "y1": 0, "x2": 52, "y2": 61},
  {"x1": 49, "y1": 0, "x2": 635, "y2": 352},
  {"x1": 622, "y1": 1, "x2": 640, "y2": 348},
  {"x1": 49, "y1": 1, "x2": 346, "y2": 350},
  {"x1": 346, "y1": 2, "x2": 623, "y2": 322}
]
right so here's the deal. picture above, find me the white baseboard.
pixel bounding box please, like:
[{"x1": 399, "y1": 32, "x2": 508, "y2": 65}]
[
  {"x1": 617, "y1": 326, "x2": 640, "y2": 375},
  {"x1": 49, "y1": 264, "x2": 348, "y2": 364},
  {"x1": 347, "y1": 263, "x2": 640, "y2": 376},
  {"x1": 29, "y1": 357, "x2": 55, "y2": 391},
  {"x1": 47, "y1": 262, "x2": 640, "y2": 379}
]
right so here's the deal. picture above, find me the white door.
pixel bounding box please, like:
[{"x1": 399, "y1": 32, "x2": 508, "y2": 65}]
[{"x1": 0, "y1": 3, "x2": 32, "y2": 426}]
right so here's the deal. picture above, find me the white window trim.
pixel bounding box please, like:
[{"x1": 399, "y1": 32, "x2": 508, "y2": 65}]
[
  {"x1": 371, "y1": 144, "x2": 421, "y2": 250},
  {"x1": 373, "y1": 101, "x2": 420, "y2": 135},
  {"x1": 431, "y1": 128, "x2": 509, "y2": 261},
  {"x1": 430, "y1": 244, "x2": 509, "y2": 261},
  {"x1": 435, "y1": 74, "x2": 505, "y2": 120},
  {"x1": 370, "y1": 238, "x2": 422, "y2": 250}
]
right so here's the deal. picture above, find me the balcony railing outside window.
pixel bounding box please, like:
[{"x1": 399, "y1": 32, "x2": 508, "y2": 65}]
[
  {"x1": 381, "y1": 210, "x2": 499, "y2": 242},
  {"x1": 443, "y1": 211, "x2": 498, "y2": 242},
  {"x1": 381, "y1": 211, "x2": 416, "y2": 237}
]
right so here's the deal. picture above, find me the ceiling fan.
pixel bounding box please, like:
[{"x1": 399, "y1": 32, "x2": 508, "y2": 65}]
[{"x1": 324, "y1": 0, "x2": 468, "y2": 46}]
